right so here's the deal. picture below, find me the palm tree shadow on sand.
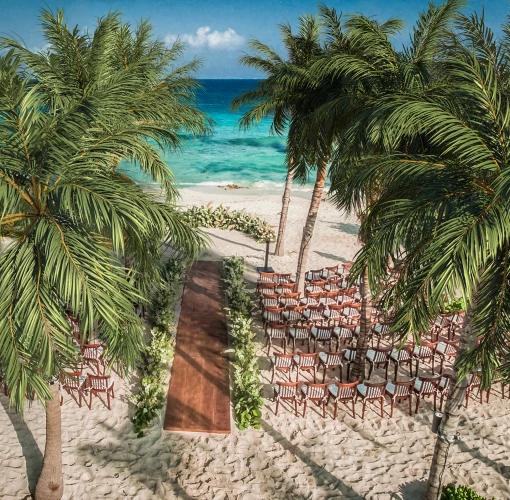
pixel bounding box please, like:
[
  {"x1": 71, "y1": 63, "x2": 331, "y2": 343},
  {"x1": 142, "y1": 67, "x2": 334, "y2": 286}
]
[{"x1": 0, "y1": 395, "x2": 43, "y2": 497}]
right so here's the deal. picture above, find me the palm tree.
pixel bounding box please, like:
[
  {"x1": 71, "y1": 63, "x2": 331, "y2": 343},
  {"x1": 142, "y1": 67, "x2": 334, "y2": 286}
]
[
  {"x1": 310, "y1": 0, "x2": 464, "y2": 381},
  {"x1": 232, "y1": 15, "x2": 324, "y2": 257},
  {"x1": 336, "y1": 10, "x2": 510, "y2": 499},
  {"x1": 3, "y1": 9, "x2": 212, "y2": 201},
  {"x1": 0, "y1": 11, "x2": 207, "y2": 499}
]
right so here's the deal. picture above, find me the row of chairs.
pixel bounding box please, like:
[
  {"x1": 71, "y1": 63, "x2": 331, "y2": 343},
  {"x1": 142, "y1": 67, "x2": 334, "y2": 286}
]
[
  {"x1": 60, "y1": 371, "x2": 115, "y2": 410},
  {"x1": 274, "y1": 375, "x2": 451, "y2": 420},
  {"x1": 274, "y1": 370, "x2": 509, "y2": 420}
]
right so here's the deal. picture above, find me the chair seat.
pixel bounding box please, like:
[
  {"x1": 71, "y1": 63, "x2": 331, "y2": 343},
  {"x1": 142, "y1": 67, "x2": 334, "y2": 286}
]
[
  {"x1": 301, "y1": 384, "x2": 327, "y2": 399},
  {"x1": 328, "y1": 383, "x2": 339, "y2": 398},
  {"x1": 357, "y1": 383, "x2": 367, "y2": 397},
  {"x1": 385, "y1": 381, "x2": 396, "y2": 395},
  {"x1": 366, "y1": 349, "x2": 376, "y2": 362},
  {"x1": 344, "y1": 349, "x2": 356, "y2": 362}
]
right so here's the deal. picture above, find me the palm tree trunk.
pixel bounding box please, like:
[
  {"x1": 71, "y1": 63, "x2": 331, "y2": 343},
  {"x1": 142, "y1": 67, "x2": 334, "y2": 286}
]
[
  {"x1": 295, "y1": 164, "x2": 327, "y2": 292},
  {"x1": 274, "y1": 165, "x2": 293, "y2": 257},
  {"x1": 349, "y1": 265, "x2": 372, "y2": 381},
  {"x1": 35, "y1": 381, "x2": 64, "y2": 500},
  {"x1": 424, "y1": 302, "x2": 477, "y2": 500}
]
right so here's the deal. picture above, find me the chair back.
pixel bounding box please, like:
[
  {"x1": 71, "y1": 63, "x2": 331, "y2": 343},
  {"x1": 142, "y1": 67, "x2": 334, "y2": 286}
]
[
  {"x1": 335, "y1": 325, "x2": 356, "y2": 340},
  {"x1": 60, "y1": 370, "x2": 83, "y2": 389},
  {"x1": 258, "y1": 271, "x2": 276, "y2": 283},
  {"x1": 280, "y1": 292, "x2": 301, "y2": 307},
  {"x1": 307, "y1": 305, "x2": 326, "y2": 321},
  {"x1": 323, "y1": 352, "x2": 343, "y2": 365},
  {"x1": 264, "y1": 307, "x2": 284, "y2": 323},
  {"x1": 371, "y1": 346, "x2": 393, "y2": 362},
  {"x1": 295, "y1": 352, "x2": 318, "y2": 367},
  {"x1": 261, "y1": 294, "x2": 280, "y2": 309},
  {"x1": 266, "y1": 322, "x2": 286, "y2": 338},
  {"x1": 303, "y1": 383, "x2": 328, "y2": 400},
  {"x1": 415, "y1": 341, "x2": 438, "y2": 357},
  {"x1": 273, "y1": 354, "x2": 293, "y2": 368},
  {"x1": 340, "y1": 262, "x2": 353, "y2": 277},
  {"x1": 391, "y1": 344, "x2": 413, "y2": 361},
  {"x1": 391, "y1": 379, "x2": 414, "y2": 397},
  {"x1": 326, "y1": 276, "x2": 342, "y2": 291},
  {"x1": 438, "y1": 340, "x2": 459, "y2": 355},
  {"x1": 332, "y1": 381, "x2": 358, "y2": 399},
  {"x1": 312, "y1": 325, "x2": 333, "y2": 340},
  {"x1": 289, "y1": 324, "x2": 311, "y2": 338},
  {"x1": 417, "y1": 376, "x2": 441, "y2": 395},
  {"x1": 304, "y1": 291, "x2": 323, "y2": 303},
  {"x1": 365, "y1": 381, "x2": 386, "y2": 398},
  {"x1": 275, "y1": 272, "x2": 292, "y2": 284},
  {"x1": 257, "y1": 282, "x2": 277, "y2": 295},
  {"x1": 276, "y1": 381, "x2": 299, "y2": 398},
  {"x1": 323, "y1": 290, "x2": 340, "y2": 303},
  {"x1": 82, "y1": 344, "x2": 102, "y2": 358},
  {"x1": 306, "y1": 269, "x2": 324, "y2": 282},
  {"x1": 308, "y1": 280, "x2": 327, "y2": 293},
  {"x1": 278, "y1": 282, "x2": 297, "y2": 293},
  {"x1": 87, "y1": 374, "x2": 111, "y2": 391},
  {"x1": 324, "y1": 265, "x2": 339, "y2": 278}
]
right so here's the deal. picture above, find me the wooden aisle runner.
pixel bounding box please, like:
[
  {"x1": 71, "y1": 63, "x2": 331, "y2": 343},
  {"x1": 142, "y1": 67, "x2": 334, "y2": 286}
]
[{"x1": 164, "y1": 260, "x2": 231, "y2": 433}]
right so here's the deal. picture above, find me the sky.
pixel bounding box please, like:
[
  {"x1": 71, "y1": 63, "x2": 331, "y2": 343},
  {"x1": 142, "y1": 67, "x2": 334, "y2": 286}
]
[{"x1": 0, "y1": 0, "x2": 507, "y2": 78}]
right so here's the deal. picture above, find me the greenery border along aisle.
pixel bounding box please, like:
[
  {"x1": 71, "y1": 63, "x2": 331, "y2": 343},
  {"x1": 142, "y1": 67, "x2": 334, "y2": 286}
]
[
  {"x1": 223, "y1": 257, "x2": 263, "y2": 430},
  {"x1": 131, "y1": 259, "x2": 185, "y2": 437},
  {"x1": 182, "y1": 205, "x2": 276, "y2": 242}
]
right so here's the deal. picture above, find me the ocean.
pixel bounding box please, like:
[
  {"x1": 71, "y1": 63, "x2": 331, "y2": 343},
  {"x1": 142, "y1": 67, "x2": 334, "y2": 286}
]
[{"x1": 120, "y1": 79, "x2": 309, "y2": 191}]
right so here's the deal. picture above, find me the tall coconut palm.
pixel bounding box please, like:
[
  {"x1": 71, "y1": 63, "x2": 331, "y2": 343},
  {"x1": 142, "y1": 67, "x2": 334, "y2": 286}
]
[
  {"x1": 232, "y1": 15, "x2": 324, "y2": 257},
  {"x1": 0, "y1": 11, "x2": 207, "y2": 499},
  {"x1": 336, "y1": 10, "x2": 510, "y2": 499},
  {"x1": 309, "y1": 0, "x2": 464, "y2": 381}
]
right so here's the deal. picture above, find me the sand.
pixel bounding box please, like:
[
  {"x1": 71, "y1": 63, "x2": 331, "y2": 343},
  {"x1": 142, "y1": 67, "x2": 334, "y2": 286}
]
[{"x1": 0, "y1": 186, "x2": 509, "y2": 500}]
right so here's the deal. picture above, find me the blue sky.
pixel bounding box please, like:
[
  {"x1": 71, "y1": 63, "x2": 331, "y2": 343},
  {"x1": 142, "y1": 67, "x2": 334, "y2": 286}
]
[{"x1": 1, "y1": 0, "x2": 507, "y2": 78}]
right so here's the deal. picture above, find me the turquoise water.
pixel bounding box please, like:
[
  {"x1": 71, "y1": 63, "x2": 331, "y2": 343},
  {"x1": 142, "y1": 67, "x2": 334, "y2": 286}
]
[{"x1": 121, "y1": 79, "x2": 303, "y2": 190}]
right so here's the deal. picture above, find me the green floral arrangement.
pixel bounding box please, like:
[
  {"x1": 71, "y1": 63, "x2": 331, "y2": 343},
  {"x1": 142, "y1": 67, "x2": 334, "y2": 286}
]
[
  {"x1": 441, "y1": 484, "x2": 495, "y2": 500},
  {"x1": 130, "y1": 258, "x2": 185, "y2": 437},
  {"x1": 181, "y1": 205, "x2": 276, "y2": 242},
  {"x1": 223, "y1": 256, "x2": 263, "y2": 430}
]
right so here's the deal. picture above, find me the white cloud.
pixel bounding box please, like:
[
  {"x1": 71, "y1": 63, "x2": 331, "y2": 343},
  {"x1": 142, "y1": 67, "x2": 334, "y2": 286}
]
[{"x1": 164, "y1": 26, "x2": 244, "y2": 50}]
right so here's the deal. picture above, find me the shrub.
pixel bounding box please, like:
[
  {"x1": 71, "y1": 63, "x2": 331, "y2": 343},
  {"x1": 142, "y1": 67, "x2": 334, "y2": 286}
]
[
  {"x1": 441, "y1": 484, "x2": 495, "y2": 500},
  {"x1": 223, "y1": 256, "x2": 263, "y2": 430},
  {"x1": 130, "y1": 258, "x2": 185, "y2": 437},
  {"x1": 181, "y1": 205, "x2": 276, "y2": 242}
]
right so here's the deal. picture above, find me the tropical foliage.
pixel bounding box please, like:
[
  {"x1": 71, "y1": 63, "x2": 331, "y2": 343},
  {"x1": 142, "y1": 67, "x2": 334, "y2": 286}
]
[
  {"x1": 223, "y1": 257, "x2": 263, "y2": 430},
  {"x1": 441, "y1": 484, "x2": 495, "y2": 500},
  {"x1": 182, "y1": 205, "x2": 275, "y2": 242},
  {"x1": 131, "y1": 259, "x2": 185, "y2": 437},
  {"x1": 0, "y1": 8, "x2": 207, "y2": 412}
]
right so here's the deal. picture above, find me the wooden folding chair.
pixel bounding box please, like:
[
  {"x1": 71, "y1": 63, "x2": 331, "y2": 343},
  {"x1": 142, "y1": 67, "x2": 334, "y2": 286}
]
[
  {"x1": 385, "y1": 379, "x2": 414, "y2": 417},
  {"x1": 270, "y1": 353, "x2": 294, "y2": 383},
  {"x1": 293, "y1": 352, "x2": 318, "y2": 382},
  {"x1": 414, "y1": 375, "x2": 441, "y2": 413},
  {"x1": 357, "y1": 381, "x2": 386, "y2": 419},
  {"x1": 301, "y1": 382, "x2": 329, "y2": 417},
  {"x1": 86, "y1": 374, "x2": 115, "y2": 410},
  {"x1": 274, "y1": 381, "x2": 300, "y2": 416},
  {"x1": 328, "y1": 381, "x2": 358, "y2": 419}
]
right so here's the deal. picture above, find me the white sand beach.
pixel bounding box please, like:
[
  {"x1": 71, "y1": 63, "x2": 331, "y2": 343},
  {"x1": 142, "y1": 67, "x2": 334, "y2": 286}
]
[{"x1": 1, "y1": 186, "x2": 509, "y2": 500}]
